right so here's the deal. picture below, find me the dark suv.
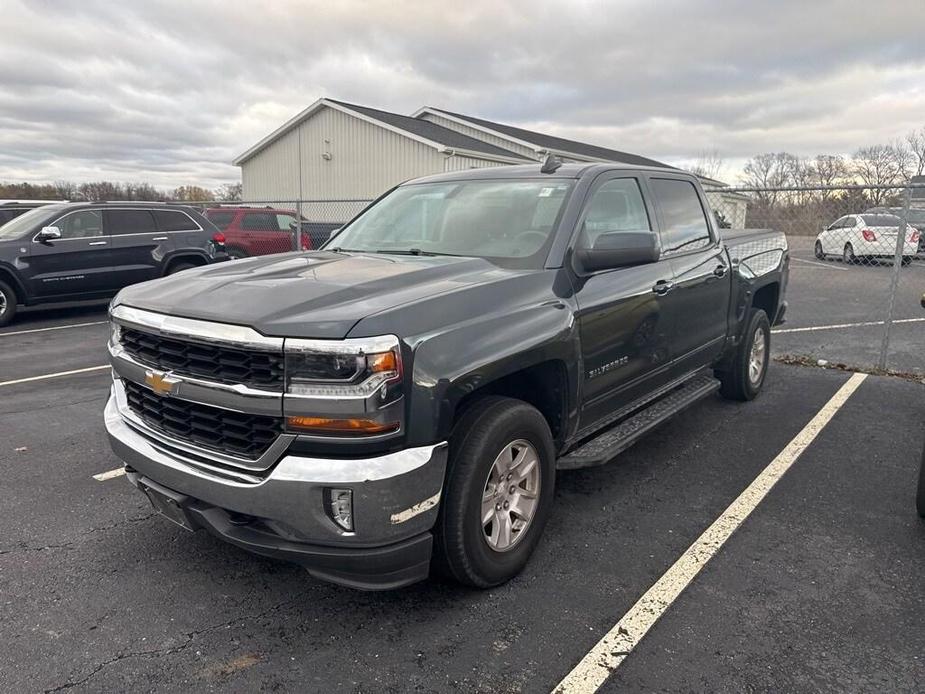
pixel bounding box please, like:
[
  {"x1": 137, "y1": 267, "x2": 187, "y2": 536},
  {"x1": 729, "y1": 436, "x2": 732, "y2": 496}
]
[{"x1": 0, "y1": 202, "x2": 225, "y2": 326}]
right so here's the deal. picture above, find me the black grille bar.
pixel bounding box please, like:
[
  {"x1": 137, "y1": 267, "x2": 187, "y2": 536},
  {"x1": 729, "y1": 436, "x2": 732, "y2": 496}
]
[
  {"x1": 124, "y1": 380, "x2": 282, "y2": 460},
  {"x1": 120, "y1": 327, "x2": 284, "y2": 389}
]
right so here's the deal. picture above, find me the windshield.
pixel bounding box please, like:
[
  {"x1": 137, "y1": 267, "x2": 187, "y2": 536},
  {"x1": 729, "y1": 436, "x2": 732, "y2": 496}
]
[
  {"x1": 0, "y1": 205, "x2": 61, "y2": 240},
  {"x1": 326, "y1": 179, "x2": 574, "y2": 267}
]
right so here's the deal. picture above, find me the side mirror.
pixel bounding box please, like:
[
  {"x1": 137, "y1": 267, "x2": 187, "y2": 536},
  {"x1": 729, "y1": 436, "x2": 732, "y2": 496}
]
[
  {"x1": 576, "y1": 230, "x2": 660, "y2": 273},
  {"x1": 37, "y1": 226, "x2": 61, "y2": 242}
]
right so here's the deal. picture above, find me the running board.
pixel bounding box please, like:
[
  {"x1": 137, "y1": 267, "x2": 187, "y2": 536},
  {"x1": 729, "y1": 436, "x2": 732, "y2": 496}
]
[{"x1": 557, "y1": 374, "x2": 721, "y2": 470}]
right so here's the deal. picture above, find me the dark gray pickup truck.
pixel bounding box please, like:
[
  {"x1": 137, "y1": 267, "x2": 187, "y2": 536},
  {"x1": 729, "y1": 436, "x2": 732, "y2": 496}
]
[{"x1": 105, "y1": 162, "x2": 789, "y2": 590}]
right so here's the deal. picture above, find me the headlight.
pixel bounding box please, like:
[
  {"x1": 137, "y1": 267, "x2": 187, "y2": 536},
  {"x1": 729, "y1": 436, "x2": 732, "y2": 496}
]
[
  {"x1": 283, "y1": 335, "x2": 403, "y2": 436},
  {"x1": 110, "y1": 321, "x2": 122, "y2": 347},
  {"x1": 284, "y1": 335, "x2": 401, "y2": 397}
]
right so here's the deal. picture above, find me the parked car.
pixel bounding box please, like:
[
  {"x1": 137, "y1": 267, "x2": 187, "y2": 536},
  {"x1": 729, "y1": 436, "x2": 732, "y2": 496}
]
[
  {"x1": 815, "y1": 213, "x2": 919, "y2": 265},
  {"x1": 866, "y1": 206, "x2": 925, "y2": 255},
  {"x1": 205, "y1": 206, "x2": 313, "y2": 258},
  {"x1": 0, "y1": 200, "x2": 60, "y2": 226},
  {"x1": 105, "y1": 162, "x2": 788, "y2": 590},
  {"x1": 0, "y1": 202, "x2": 226, "y2": 327}
]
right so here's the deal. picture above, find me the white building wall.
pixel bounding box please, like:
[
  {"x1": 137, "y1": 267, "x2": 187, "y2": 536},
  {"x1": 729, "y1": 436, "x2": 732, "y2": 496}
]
[
  {"x1": 418, "y1": 113, "x2": 539, "y2": 160},
  {"x1": 241, "y1": 105, "x2": 516, "y2": 222}
]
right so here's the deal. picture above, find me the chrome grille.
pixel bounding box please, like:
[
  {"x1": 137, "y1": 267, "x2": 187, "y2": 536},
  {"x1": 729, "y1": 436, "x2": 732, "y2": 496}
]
[
  {"x1": 120, "y1": 327, "x2": 284, "y2": 389},
  {"x1": 123, "y1": 380, "x2": 282, "y2": 460}
]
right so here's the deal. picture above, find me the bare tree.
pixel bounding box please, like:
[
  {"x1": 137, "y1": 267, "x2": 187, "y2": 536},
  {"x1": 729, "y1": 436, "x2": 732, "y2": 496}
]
[
  {"x1": 214, "y1": 182, "x2": 243, "y2": 201},
  {"x1": 740, "y1": 152, "x2": 800, "y2": 205},
  {"x1": 851, "y1": 144, "x2": 912, "y2": 205},
  {"x1": 687, "y1": 150, "x2": 724, "y2": 181},
  {"x1": 905, "y1": 127, "x2": 925, "y2": 177}
]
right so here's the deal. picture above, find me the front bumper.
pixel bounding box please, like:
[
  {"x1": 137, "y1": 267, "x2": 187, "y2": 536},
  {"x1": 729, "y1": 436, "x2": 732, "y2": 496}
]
[{"x1": 104, "y1": 387, "x2": 448, "y2": 589}]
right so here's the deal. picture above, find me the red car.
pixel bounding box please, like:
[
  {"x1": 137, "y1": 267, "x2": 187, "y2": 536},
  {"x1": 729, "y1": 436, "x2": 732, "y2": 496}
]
[{"x1": 205, "y1": 207, "x2": 311, "y2": 257}]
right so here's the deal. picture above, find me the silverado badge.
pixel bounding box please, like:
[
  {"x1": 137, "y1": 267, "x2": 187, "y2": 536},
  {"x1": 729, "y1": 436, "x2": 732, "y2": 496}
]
[{"x1": 144, "y1": 370, "x2": 180, "y2": 397}]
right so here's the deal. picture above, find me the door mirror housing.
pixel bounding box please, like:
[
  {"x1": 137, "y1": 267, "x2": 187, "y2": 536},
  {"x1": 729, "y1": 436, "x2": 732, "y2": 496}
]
[
  {"x1": 576, "y1": 230, "x2": 660, "y2": 273},
  {"x1": 37, "y1": 226, "x2": 61, "y2": 242}
]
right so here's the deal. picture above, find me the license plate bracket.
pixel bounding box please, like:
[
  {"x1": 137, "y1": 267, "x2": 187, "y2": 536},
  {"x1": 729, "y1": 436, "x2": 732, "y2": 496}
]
[{"x1": 139, "y1": 479, "x2": 195, "y2": 532}]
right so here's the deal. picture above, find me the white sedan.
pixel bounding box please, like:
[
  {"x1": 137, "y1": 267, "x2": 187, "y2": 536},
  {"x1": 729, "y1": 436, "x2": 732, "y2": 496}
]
[{"x1": 815, "y1": 213, "x2": 919, "y2": 265}]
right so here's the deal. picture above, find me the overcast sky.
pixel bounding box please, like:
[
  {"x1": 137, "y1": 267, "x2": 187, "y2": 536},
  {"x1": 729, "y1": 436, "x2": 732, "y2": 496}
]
[{"x1": 3, "y1": 0, "x2": 925, "y2": 188}]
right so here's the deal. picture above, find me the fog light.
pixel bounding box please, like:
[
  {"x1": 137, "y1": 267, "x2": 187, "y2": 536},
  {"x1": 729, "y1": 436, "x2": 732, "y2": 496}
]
[{"x1": 326, "y1": 488, "x2": 354, "y2": 532}]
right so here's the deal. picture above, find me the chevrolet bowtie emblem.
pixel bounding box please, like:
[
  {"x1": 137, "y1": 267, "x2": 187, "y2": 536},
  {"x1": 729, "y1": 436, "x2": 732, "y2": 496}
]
[{"x1": 144, "y1": 370, "x2": 180, "y2": 397}]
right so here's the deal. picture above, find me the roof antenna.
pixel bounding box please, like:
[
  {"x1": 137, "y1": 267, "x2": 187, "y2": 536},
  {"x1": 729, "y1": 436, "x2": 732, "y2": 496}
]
[{"x1": 540, "y1": 152, "x2": 562, "y2": 174}]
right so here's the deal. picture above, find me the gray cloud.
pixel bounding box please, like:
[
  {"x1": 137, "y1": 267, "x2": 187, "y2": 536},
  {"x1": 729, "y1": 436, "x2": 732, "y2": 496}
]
[{"x1": 2, "y1": 0, "x2": 925, "y2": 188}]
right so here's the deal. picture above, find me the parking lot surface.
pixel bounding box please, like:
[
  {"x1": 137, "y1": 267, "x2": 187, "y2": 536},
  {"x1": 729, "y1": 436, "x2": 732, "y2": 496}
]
[{"x1": 1, "y1": 300, "x2": 923, "y2": 692}]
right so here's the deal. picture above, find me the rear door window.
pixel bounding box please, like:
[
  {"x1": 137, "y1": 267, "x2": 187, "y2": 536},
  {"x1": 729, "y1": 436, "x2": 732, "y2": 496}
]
[
  {"x1": 275, "y1": 214, "x2": 297, "y2": 230},
  {"x1": 241, "y1": 212, "x2": 276, "y2": 231},
  {"x1": 650, "y1": 178, "x2": 712, "y2": 255},
  {"x1": 154, "y1": 210, "x2": 198, "y2": 231},
  {"x1": 105, "y1": 210, "x2": 158, "y2": 235},
  {"x1": 206, "y1": 210, "x2": 235, "y2": 229}
]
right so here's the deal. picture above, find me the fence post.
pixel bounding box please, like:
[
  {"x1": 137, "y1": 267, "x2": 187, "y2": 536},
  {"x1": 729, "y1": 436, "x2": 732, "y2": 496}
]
[{"x1": 877, "y1": 184, "x2": 911, "y2": 370}]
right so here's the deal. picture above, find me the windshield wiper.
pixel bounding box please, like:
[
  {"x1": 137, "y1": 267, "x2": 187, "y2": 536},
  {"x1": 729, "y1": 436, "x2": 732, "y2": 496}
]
[{"x1": 374, "y1": 248, "x2": 448, "y2": 257}]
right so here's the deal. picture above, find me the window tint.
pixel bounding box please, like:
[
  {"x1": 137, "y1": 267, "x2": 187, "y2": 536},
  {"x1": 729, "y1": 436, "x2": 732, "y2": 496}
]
[
  {"x1": 578, "y1": 178, "x2": 650, "y2": 248},
  {"x1": 206, "y1": 210, "x2": 235, "y2": 229},
  {"x1": 106, "y1": 209, "x2": 157, "y2": 235},
  {"x1": 651, "y1": 178, "x2": 712, "y2": 254},
  {"x1": 154, "y1": 209, "x2": 197, "y2": 231},
  {"x1": 841, "y1": 216, "x2": 856, "y2": 228},
  {"x1": 56, "y1": 210, "x2": 104, "y2": 239},
  {"x1": 275, "y1": 214, "x2": 296, "y2": 231},
  {"x1": 860, "y1": 214, "x2": 900, "y2": 226},
  {"x1": 241, "y1": 212, "x2": 277, "y2": 231}
]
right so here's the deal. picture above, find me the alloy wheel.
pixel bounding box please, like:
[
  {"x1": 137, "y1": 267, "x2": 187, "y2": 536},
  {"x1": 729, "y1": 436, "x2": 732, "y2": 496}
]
[{"x1": 480, "y1": 439, "x2": 541, "y2": 552}]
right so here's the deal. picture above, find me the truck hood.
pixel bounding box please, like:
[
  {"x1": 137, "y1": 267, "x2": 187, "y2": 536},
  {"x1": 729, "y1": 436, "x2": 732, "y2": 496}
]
[{"x1": 114, "y1": 251, "x2": 527, "y2": 338}]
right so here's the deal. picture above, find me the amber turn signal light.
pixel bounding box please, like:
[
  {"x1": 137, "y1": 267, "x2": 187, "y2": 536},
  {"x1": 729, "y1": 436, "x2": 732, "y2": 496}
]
[
  {"x1": 286, "y1": 416, "x2": 399, "y2": 436},
  {"x1": 367, "y1": 350, "x2": 398, "y2": 374}
]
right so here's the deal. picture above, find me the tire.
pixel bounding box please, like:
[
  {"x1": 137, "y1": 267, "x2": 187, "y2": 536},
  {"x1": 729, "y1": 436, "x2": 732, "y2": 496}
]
[
  {"x1": 917, "y1": 439, "x2": 925, "y2": 519},
  {"x1": 0, "y1": 280, "x2": 17, "y2": 328},
  {"x1": 843, "y1": 243, "x2": 856, "y2": 265},
  {"x1": 433, "y1": 396, "x2": 556, "y2": 588},
  {"x1": 718, "y1": 308, "x2": 770, "y2": 402},
  {"x1": 167, "y1": 261, "x2": 198, "y2": 275},
  {"x1": 814, "y1": 240, "x2": 825, "y2": 260},
  {"x1": 901, "y1": 256, "x2": 913, "y2": 267},
  {"x1": 227, "y1": 247, "x2": 249, "y2": 260}
]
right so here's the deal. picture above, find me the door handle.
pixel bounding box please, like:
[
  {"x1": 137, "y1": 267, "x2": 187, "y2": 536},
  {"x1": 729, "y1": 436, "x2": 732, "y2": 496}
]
[
  {"x1": 88, "y1": 241, "x2": 107, "y2": 246},
  {"x1": 152, "y1": 236, "x2": 168, "y2": 241},
  {"x1": 652, "y1": 280, "x2": 674, "y2": 295},
  {"x1": 713, "y1": 264, "x2": 727, "y2": 278}
]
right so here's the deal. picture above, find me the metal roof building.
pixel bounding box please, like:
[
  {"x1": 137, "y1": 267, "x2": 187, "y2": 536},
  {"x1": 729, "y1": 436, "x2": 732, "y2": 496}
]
[{"x1": 233, "y1": 98, "x2": 746, "y2": 226}]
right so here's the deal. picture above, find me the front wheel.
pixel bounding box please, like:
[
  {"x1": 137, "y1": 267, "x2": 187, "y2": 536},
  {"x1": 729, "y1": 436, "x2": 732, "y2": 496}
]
[
  {"x1": 434, "y1": 396, "x2": 555, "y2": 588},
  {"x1": 814, "y1": 240, "x2": 825, "y2": 260},
  {"x1": 717, "y1": 308, "x2": 770, "y2": 402}
]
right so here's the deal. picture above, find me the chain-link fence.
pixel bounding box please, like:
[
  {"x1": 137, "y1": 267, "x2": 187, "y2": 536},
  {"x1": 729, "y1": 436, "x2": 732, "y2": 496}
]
[
  {"x1": 169, "y1": 184, "x2": 923, "y2": 378},
  {"x1": 179, "y1": 199, "x2": 372, "y2": 258},
  {"x1": 706, "y1": 182, "x2": 925, "y2": 377}
]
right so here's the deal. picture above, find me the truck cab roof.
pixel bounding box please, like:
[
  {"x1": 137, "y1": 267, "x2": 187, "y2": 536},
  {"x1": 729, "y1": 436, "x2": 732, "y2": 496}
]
[{"x1": 404, "y1": 162, "x2": 684, "y2": 186}]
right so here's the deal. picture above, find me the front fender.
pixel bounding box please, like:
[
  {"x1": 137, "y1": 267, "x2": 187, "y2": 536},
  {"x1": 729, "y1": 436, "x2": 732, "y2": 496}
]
[{"x1": 405, "y1": 300, "x2": 580, "y2": 446}]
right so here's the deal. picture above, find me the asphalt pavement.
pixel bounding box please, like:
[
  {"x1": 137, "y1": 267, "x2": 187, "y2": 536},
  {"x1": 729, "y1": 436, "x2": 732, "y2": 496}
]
[{"x1": 1, "y1": 301, "x2": 923, "y2": 693}]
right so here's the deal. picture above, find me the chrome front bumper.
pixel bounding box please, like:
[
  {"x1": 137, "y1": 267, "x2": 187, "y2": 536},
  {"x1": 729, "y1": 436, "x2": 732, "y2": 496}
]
[{"x1": 104, "y1": 385, "x2": 448, "y2": 549}]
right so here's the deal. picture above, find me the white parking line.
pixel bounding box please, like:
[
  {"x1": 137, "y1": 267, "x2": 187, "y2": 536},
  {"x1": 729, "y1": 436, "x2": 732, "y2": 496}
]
[
  {"x1": 0, "y1": 365, "x2": 109, "y2": 387},
  {"x1": 553, "y1": 372, "x2": 867, "y2": 694},
  {"x1": 0, "y1": 320, "x2": 107, "y2": 337},
  {"x1": 773, "y1": 317, "x2": 925, "y2": 334},
  {"x1": 93, "y1": 467, "x2": 126, "y2": 482},
  {"x1": 790, "y1": 257, "x2": 847, "y2": 271}
]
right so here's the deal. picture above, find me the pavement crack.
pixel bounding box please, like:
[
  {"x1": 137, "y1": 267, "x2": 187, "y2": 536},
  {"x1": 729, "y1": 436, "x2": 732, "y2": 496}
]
[
  {"x1": 42, "y1": 594, "x2": 308, "y2": 692},
  {"x1": 0, "y1": 513, "x2": 157, "y2": 555}
]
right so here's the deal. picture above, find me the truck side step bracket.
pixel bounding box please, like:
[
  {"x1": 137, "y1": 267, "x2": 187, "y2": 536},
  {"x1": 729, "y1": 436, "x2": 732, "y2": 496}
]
[{"x1": 557, "y1": 374, "x2": 721, "y2": 470}]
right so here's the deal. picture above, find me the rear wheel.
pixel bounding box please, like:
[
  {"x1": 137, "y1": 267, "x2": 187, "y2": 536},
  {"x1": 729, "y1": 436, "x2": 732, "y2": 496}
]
[
  {"x1": 901, "y1": 256, "x2": 913, "y2": 267},
  {"x1": 167, "y1": 261, "x2": 197, "y2": 275},
  {"x1": 718, "y1": 308, "x2": 770, "y2": 402},
  {"x1": 843, "y1": 243, "x2": 857, "y2": 264},
  {"x1": 814, "y1": 240, "x2": 825, "y2": 260},
  {"x1": 0, "y1": 280, "x2": 17, "y2": 327},
  {"x1": 434, "y1": 396, "x2": 555, "y2": 588}
]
